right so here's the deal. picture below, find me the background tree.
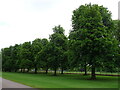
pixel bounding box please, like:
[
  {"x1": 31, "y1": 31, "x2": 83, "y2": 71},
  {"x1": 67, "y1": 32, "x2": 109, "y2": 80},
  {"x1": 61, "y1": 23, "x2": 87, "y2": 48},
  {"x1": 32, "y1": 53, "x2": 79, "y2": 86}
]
[
  {"x1": 48, "y1": 43, "x2": 62, "y2": 76},
  {"x1": 113, "y1": 20, "x2": 120, "y2": 71},
  {"x1": 36, "y1": 38, "x2": 49, "y2": 74},
  {"x1": 31, "y1": 39, "x2": 42, "y2": 74},
  {"x1": 117, "y1": 20, "x2": 120, "y2": 41},
  {"x1": 11, "y1": 44, "x2": 21, "y2": 72},
  {"x1": 2, "y1": 47, "x2": 11, "y2": 72},
  {"x1": 2, "y1": 45, "x2": 19, "y2": 72},
  {"x1": 49, "y1": 25, "x2": 68, "y2": 74},
  {"x1": 19, "y1": 42, "x2": 32, "y2": 72}
]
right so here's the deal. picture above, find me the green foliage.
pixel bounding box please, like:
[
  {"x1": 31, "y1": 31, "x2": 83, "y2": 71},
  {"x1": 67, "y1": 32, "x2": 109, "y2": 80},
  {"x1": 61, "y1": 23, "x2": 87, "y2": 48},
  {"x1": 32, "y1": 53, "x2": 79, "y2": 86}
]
[
  {"x1": 49, "y1": 25, "x2": 68, "y2": 75},
  {"x1": 116, "y1": 20, "x2": 120, "y2": 42},
  {"x1": 19, "y1": 42, "x2": 33, "y2": 71},
  {"x1": 1, "y1": 3, "x2": 119, "y2": 79},
  {"x1": 52, "y1": 25, "x2": 65, "y2": 34},
  {"x1": 2, "y1": 46, "x2": 17, "y2": 72},
  {"x1": 36, "y1": 39, "x2": 49, "y2": 73},
  {"x1": 31, "y1": 39, "x2": 43, "y2": 73},
  {"x1": 113, "y1": 20, "x2": 120, "y2": 69},
  {"x1": 70, "y1": 4, "x2": 119, "y2": 79}
]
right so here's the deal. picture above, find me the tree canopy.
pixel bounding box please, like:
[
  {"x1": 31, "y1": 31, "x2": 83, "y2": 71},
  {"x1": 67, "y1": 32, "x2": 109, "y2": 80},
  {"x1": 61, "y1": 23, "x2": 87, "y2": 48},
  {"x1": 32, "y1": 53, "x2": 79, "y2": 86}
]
[{"x1": 69, "y1": 4, "x2": 119, "y2": 79}]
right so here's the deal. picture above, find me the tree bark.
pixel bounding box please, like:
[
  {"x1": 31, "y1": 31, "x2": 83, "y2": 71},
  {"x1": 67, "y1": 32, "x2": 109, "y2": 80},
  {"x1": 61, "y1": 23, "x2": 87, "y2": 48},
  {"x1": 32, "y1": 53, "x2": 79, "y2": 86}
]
[
  {"x1": 35, "y1": 67, "x2": 37, "y2": 74},
  {"x1": 84, "y1": 64, "x2": 87, "y2": 75},
  {"x1": 91, "y1": 64, "x2": 96, "y2": 79},
  {"x1": 23, "y1": 68, "x2": 25, "y2": 73},
  {"x1": 15, "y1": 69, "x2": 17, "y2": 72},
  {"x1": 54, "y1": 68, "x2": 57, "y2": 76},
  {"x1": 27, "y1": 68, "x2": 29, "y2": 72},
  {"x1": 61, "y1": 67, "x2": 64, "y2": 74},
  {"x1": 45, "y1": 68, "x2": 48, "y2": 74},
  {"x1": 20, "y1": 69, "x2": 22, "y2": 72}
]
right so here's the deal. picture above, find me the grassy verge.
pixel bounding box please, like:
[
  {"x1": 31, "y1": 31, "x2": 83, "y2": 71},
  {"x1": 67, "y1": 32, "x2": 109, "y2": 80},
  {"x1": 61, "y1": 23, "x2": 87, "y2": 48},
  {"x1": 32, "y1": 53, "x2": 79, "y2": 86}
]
[{"x1": 2, "y1": 72, "x2": 118, "y2": 88}]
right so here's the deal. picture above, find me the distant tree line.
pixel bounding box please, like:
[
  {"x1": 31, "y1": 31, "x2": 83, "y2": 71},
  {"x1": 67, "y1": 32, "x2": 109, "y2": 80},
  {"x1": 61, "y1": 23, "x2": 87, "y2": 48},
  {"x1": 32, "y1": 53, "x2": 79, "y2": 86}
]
[{"x1": 1, "y1": 4, "x2": 120, "y2": 79}]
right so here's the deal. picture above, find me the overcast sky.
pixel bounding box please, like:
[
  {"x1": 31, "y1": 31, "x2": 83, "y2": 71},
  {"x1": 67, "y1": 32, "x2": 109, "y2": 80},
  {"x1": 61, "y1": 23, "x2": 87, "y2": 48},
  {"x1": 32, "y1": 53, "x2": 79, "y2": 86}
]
[{"x1": 0, "y1": 0, "x2": 119, "y2": 49}]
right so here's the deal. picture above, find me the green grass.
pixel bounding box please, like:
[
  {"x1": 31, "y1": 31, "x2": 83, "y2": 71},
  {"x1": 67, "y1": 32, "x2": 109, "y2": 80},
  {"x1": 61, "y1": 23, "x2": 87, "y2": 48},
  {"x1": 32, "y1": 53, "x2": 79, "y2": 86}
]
[{"x1": 2, "y1": 72, "x2": 119, "y2": 88}]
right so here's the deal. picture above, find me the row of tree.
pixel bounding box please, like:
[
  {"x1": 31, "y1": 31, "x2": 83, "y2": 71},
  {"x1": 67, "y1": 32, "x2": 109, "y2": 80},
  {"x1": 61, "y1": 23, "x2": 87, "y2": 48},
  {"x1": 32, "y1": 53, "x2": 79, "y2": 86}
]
[
  {"x1": 1, "y1": 4, "x2": 120, "y2": 79},
  {"x1": 2, "y1": 25, "x2": 68, "y2": 75}
]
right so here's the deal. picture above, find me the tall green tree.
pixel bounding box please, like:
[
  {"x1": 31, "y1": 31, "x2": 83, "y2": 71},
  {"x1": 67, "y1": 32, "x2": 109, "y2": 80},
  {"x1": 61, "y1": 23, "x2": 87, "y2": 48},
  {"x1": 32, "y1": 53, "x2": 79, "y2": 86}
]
[
  {"x1": 70, "y1": 4, "x2": 119, "y2": 79},
  {"x1": 19, "y1": 42, "x2": 32, "y2": 72},
  {"x1": 47, "y1": 42, "x2": 62, "y2": 76},
  {"x1": 2, "y1": 47, "x2": 12, "y2": 72},
  {"x1": 31, "y1": 38, "x2": 42, "y2": 74},
  {"x1": 117, "y1": 20, "x2": 120, "y2": 70},
  {"x1": 49, "y1": 25, "x2": 68, "y2": 74},
  {"x1": 11, "y1": 44, "x2": 21, "y2": 72},
  {"x1": 2, "y1": 45, "x2": 19, "y2": 72},
  {"x1": 36, "y1": 38, "x2": 49, "y2": 74},
  {"x1": 117, "y1": 20, "x2": 120, "y2": 42},
  {"x1": 113, "y1": 20, "x2": 120, "y2": 71}
]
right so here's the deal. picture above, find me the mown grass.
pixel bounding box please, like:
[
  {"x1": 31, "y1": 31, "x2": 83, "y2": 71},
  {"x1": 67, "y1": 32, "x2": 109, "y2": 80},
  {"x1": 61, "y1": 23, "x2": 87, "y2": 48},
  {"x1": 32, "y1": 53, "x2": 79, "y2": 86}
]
[{"x1": 2, "y1": 72, "x2": 119, "y2": 88}]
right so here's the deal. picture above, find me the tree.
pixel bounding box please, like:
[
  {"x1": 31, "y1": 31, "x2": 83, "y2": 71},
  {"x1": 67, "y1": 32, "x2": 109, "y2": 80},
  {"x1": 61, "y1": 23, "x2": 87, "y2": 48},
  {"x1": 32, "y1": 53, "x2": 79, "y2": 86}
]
[
  {"x1": 113, "y1": 20, "x2": 120, "y2": 71},
  {"x1": 36, "y1": 38, "x2": 49, "y2": 74},
  {"x1": 2, "y1": 46, "x2": 16, "y2": 72},
  {"x1": 2, "y1": 47, "x2": 11, "y2": 72},
  {"x1": 48, "y1": 42, "x2": 62, "y2": 76},
  {"x1": 49, "y1": 25, "x2": 68, "y2": 74},
  {"x1": 117, "y1": 21, "x2": 120, "y2": 71},
  {"x1": 70, "y1": 4, "x2": 119, "y2": 79},
  {"x1": 117, "y1": 20, "x2": 120, "y2": 42},
  {"x1": 19, "y1": 42, "x2": 32, "y2": 72},
  {"x1": 11, "y1": 44, "x2": 21, "y2": 72},
  {"x1": 31, "y1": 38, "x2": 42, "y2": 74},
  {"x1": 41, "y1": 38, "x2": 49, "y2": 46}
]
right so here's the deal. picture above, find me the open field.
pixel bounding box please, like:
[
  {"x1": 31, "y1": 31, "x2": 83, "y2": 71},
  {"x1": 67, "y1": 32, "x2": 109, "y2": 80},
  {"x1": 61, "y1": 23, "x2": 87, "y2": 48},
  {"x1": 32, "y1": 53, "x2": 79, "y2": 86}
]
[{"x1": 2, "y1": 72, "x2": 119, "y2": 88}]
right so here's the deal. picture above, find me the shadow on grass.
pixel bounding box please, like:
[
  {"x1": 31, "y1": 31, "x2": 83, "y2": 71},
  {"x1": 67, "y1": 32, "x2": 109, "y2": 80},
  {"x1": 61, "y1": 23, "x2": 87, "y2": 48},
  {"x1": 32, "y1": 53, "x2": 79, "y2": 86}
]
[{"x1": 9, "y1": 72, "x2": 119, "y2": 82}]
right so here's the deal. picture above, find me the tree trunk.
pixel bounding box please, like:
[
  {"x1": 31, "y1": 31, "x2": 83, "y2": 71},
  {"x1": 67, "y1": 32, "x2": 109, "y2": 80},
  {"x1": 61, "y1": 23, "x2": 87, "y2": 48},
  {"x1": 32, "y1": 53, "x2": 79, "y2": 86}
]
[
  {"x1": 35, "y1": 67, "x2": 37, "y2": 74},
  {"x1": 84, "y1": 64, "x2": 87, "y2": 75},
  {"x1": 27, "y1": 68, "x2": 29, "y2": 72},
  {"x1": 15, "y1": 69, "x2": 17, "y2": 72},
  {"x1": 91, "y1": 64, "x2": 96, "y2": 79},
  {"x1": 23, "y1": 68, "x2": 25, "y2": 73},
  {"x1": 61, "y1": 67, "x2": 64, "y2": 74},
  {"x1": 20, "y1": 69, "x2": 22, "y2": 72},
  {"x1": 54, "y1": 68, "x2": 57, "y2": 76},
  {"x1": 45, "y1": 68, "x2": 48, "y2": 74}
]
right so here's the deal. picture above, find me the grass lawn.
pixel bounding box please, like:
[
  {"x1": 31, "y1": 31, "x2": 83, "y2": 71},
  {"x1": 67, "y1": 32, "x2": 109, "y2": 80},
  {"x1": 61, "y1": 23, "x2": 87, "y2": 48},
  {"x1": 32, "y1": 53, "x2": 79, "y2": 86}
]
[{"x1": 2, "y1": 72, "x2": 119, "y2": 88}]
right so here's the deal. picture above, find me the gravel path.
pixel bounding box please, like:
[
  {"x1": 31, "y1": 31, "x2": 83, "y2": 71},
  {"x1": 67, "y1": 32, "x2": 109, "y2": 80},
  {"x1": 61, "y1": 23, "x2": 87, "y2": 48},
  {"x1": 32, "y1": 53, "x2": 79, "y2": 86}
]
[{"x1": 1, "y1": 77, "x2": 32, "y2": 88}]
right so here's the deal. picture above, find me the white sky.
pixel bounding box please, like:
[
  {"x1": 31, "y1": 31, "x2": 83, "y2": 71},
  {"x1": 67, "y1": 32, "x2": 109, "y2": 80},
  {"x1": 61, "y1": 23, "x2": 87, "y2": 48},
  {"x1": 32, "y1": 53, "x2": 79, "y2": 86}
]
[{"x1": 0, "y1": 0, "x2": 119, "y2": 49}]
